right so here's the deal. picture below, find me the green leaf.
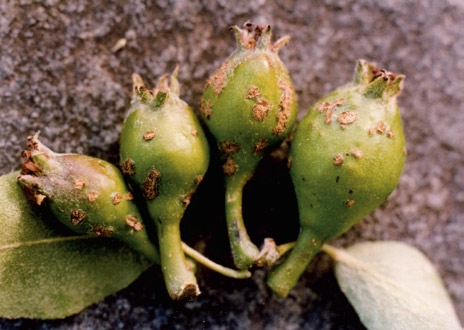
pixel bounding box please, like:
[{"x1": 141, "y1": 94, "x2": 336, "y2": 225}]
[
  {"x1": 0, "y1": 172, "x2": 155, "y2": 319},
  {"x1": 323, "y1": 242, "x2": 462, "y2": 330}
]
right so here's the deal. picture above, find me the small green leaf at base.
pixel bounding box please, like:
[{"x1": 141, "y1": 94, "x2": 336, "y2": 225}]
[
  {"x1": 0, "y1": 172, "x2": 155, "y2": 319},
  {"x1": 323, "y1": 241, "x2": 462, "y2": 330}
]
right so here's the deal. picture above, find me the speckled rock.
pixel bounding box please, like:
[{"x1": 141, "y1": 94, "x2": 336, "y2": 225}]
[{"x1": 1, "y1": 0, "x2": 463, "y2": 329}]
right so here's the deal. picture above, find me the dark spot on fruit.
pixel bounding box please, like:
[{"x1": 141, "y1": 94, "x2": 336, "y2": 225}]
[
  {"x1": 142, "y1": 169, "x2": 161, "y2": 200},
  {"x1": 206, "y1": 61, "x2": 229, "y2": 95},
  {"x1": 88, "y1": 192, "x2": 99, "y2": 202},
  {"x1": 121, "y1": 158, "x2": 136, "y2": 176},
  {"x1": 194, "y1": 175, "x2": 204, "y2": 185},
  {"x1": 73, "y1": 178, "x2": 85, "y2": 190},
  {"x1": 124, "y1": 192, "x2": 134, "y2": 200},
  {"x1": 112, "y1": 192, "x2": 122, "y2": 205},
  {"x1": 71, "y1": 209, "x2": 86, "y2": 226},
  {"x1": 223, "y1": 156, "x2": 238, "y2": 176},
  {"x1": 254, "y1": 138, "x2": 267, "y2": 154},
  {"x1": 93, "y1": 225, "x2": 113, "y2": 237},
  {"x1": 352, "y1": 149, "x2": 363, "y2": 159},
  {"x1": 336, "y1": 176, "x2": 340, "y2": 183},
  {"x1": 317, "y1": 98, "x2": 344, "y2": 125},
  {"x1": 337, "y1": 111, "x2": 358, "y2": 127},
  {"x1": 199, "y1": 98, "x2": 213, "y2": 119},
  {"x1": 125, "y1": 215, "x2": 143, "y2": 231},
  {"x1": 345, "y1": 199, "x2": 355, "y2": 208},
  {"x1": 143, "y1": 131, "x2": 156, "y2": 141},
  {"x1": 220, "y1": 140, "x2": 240, "y2": 154},
  {"x1": 376, "y1": 121, "x2": 386, "y2": 134},
  {"x1": 333, "y1": 153, "x2": 344, "y2": 166},
  {"x1": 274, "y1": 79, "x2": 293, "y2": 135},
  {"x1": 349, "y1": 189, "x2": 353, "y2": 194}
]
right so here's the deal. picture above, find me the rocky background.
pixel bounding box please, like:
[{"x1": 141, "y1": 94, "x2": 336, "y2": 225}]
[{"x1": 1, "y1": 0, "x2": 463, "y2": 329}]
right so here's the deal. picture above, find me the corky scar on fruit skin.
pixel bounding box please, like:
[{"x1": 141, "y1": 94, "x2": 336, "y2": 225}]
[
  {"x1": 71, "y1": 209, "x2": 86, "y2": 226},
  {"x1": 73, "y1": 178, "x2": 86, "y2": 190},
  {"x1": 125, "y1": 215, "x2": 144, "y2": 231},
  {"x1": 199, "y1": 98, "x2": 213, "y2": 119},
  {"x1": 254, "y1": 138, "x2": 267, "y2": 154},
  {"x1": 220, "y1": 140, "x2": 241, "y2": 154},
  {"x1": 333, "y1": 153, "x2": 345, "y2": 166},
  {"x1": 112, "y1": 192, "x2": 122, "y2": 205},
  {"x1": 93, "y1": 225, "x2": 114, "y2": 237},
  {"x1": 337, "y1": 111, "x2": 358, "y2": 129},
  {"x1": 317, "y1": 98, "x2": 345, "y2": 125},
  {"x1": 206, "y1": 61, "x2": 230, "y2": 96},
  {"x1": 274, "y1": 79, "x2": 293, "y2": 135},
  {"x1": 246, "y1": 86, "x2": 271, "y2": 121},
  {"x1": 223, "y1": 156, "x2": 238, "y2": 176},
  {"x1": 345, "y1": 199, "x2": 355, "y2": 208},
  {"x1": 142, "y1": 169, "x2": 161, "y2": 200},
  {"x1": 121, "y1": 158, "x2": 136, "y2": 176},
  {"x1": 143, "y1": 130, "x2": 156, "y2": 141}
]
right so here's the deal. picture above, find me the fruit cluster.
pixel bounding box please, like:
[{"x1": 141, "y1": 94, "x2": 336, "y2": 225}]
[{"x1": 17, "y1": 22, "x2": 406, "y2": 300}]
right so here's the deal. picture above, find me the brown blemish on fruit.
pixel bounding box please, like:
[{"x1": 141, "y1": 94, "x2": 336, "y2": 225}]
[
  {"x1": 253, "y1": 98, "x2": 271, "y2": 121},
  {"x1": 220, "y1": 140, "x2": 240, "y2": 154},
  {"x1": 199, "y1": 98, "x2": 213, "y2": 119},
  {"x1": 71, "y1": 209, "x2": 86, "y2": 226},
  {"x1": 376, "y1": 121, "x2": 386, "y2": 134},
  {"x1": 191, "y1": 130, "x2": 198, "y2": 137},
  {"x1": 125, "y1": 215, "x2": 143, "y2": 231},
  {"x1": 93, "y1": 225, "x2": 113, "y2": 237},
  {"x1": 121, "y1": 158, "x2": 136, "y2": 176},
  {"x1": 337, "y1": 111, "x2": 358, "y2": 128},
  {"x1": 112, "y1": 192, "x2": 122, "y2": 205},
  {"x1": 246, "y1": 86, "x2": 271, "y2": 121},
  {"x1": 246, "y1": 85, "x2": 261, "y2": 99},
  {"x1": 124, "y1": 192, "x2": 134, "y2": 200},
  {"x1": 333, "y1": 153, "x2": 344, "y2": 166},
  {"x1": 274, "y1": 79, "x2": 293, "y2": 135},
  {"x1": 73, "y1": 179, "x2": 85, "y2": 190},
  {"x1": 88, "y1": 192, "x2": 99, "y2": 202},
  {"x1": 318, "y1": 98, "x2": 344, "y2": 125},
  {"x1": 386, "y1": 130, "x2": 394, "y2": 138},
  {"x1": 142, "y1": 169, "x2": 161, "y2": 200},
  {"x1": 352, "y1": 149, "x2": 363, "y2": 159},
  {"x1": 182, "y1": 191, "x2": 195, "y2": 207},
  {"x1": 368, "y1": 128, "x2": 376, "y2": 136},
  {"x1": 346, "y1": 199, "x2": 355, "y2": 208},
  {"x1": 254, "y1": 138, "x2": 267, "y2": 154},
  {"x1": 207, "y1": 61, "x2": 229, "y2": 95},
  {"x1": 194, "y1": 175, "x2": 204, "y2": 185},
  {"x1": 143, "y1": 131, "x2": 156, "y2": 141},
  {"x1": 223, "y1": 156, "x2": 238, "y2": 176},
  {"x1": 403, "y1": 146, "x2": 408, "y2": 157}
]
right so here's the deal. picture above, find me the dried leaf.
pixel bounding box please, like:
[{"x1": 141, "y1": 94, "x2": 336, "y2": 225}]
[
  {"x1": 0, "y1": 172, "x2": 154, "y2": 319},
  {"x1": 324, "y1": 241, "x2": 462, "y2": 330}
]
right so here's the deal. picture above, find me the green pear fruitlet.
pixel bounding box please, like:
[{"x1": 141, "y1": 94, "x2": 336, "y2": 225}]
[
  {"x1": 267, "y1": 60, "x2": 407, "y2": 298},
  {"x1": 17, "y1": 133, "x2": 160, "y2": 264},
  {"x1": 119, "y1": 67, "x2": 210, "y2": 300},
  {"x1": 200, "y1": 22, "x2": 298, "y2": 269}
]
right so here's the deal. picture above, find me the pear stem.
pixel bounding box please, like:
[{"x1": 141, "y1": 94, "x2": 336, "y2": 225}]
[
  {"x1": 224, "y1": 173, "x2": 260, "y2": 269},
  {"x1": 156, "y1": 222, "x2": 200, "y2": 300},
  {"x1": 266, "y1": 229, "x2": 323, "y2": 298}
]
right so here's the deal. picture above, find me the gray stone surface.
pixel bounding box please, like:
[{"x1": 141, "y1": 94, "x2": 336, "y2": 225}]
[{"x1": 1, "y1": 0, "x2": 463, "y2": 329}]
